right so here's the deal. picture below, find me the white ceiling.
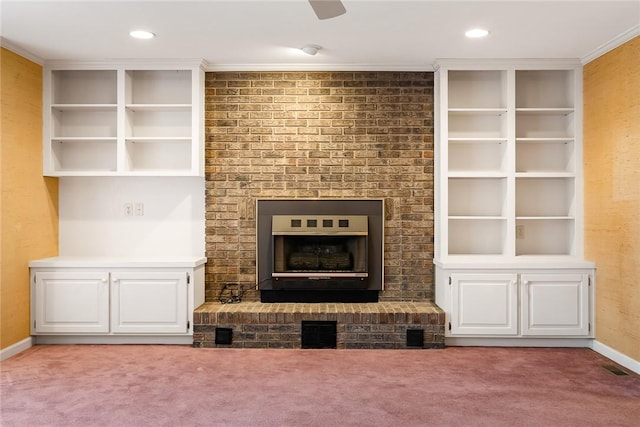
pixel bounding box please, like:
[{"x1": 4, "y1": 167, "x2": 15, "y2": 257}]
[{"x1": 1, "y1": 0, "x2": 639, "y2": 69}]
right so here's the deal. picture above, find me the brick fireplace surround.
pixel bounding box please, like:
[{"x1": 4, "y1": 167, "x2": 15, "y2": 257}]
[{"x1": 193, "y1": 71, "x2": 445, "y2": 348}]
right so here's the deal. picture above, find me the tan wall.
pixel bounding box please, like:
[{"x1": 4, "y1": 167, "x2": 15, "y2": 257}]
[
  {"x1": 584, "y1": 36, "x2": 640, "y2": 361},
  {"x1": 0, "y1": 48, "x2": 58, "y2": 350}
]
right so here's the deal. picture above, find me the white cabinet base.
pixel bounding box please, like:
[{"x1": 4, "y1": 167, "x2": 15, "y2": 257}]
[
  {"x1": 436, "y1": 262, "x2": 595, "y2": 344},
  {"x1": 446, "y1": 337, "x2": 594, "y2": 347},
  {"x1": 33, "y1": 335, "x2": 194, "y2": 345},
  {"x1": 30, "y1": 257, "x2": 205, "y2": 344}
]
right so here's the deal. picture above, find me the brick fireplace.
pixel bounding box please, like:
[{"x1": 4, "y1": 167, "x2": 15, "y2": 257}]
[{"x1": 194, "y1": 71, "x2": 443, "y2": 348}]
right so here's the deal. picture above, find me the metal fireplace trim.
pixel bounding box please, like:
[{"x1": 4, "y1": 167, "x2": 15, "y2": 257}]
[
  {"x1": 272, "y1": 215, "x2": 369, "y2": 236},
  {"x1": 272, "y1": 272, "x2": 369, "y2": 278},
  {"x1": 256, "y1": 199, "x2": 384, "y2": 302}
]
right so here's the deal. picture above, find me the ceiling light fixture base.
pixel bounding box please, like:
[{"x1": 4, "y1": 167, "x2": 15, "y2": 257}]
[{"x1": 301, "y1": 44, "x2": 322, "y2": 56}]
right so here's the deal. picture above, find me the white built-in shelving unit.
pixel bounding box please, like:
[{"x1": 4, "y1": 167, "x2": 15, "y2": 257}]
[
  {"x1": 43, "y1": 61, "x2": 204, "y2": 176},
  {"x1": 436, "y1": 61, "x2": 584, "y2": 259},
  {"x1": 36, "y1": 61, "x2": 206, "y2": 344},
  {"x1": 434, "y1": 60, "x2": 595, "y2": 345}
]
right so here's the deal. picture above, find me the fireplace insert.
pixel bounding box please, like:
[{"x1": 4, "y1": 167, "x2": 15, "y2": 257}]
[
  {"x1": 257, "y1": 200, "x2": 383, "y2": 303},
  {"x1": 272, "y1": 215, "x2": 368, "y2": 279}
]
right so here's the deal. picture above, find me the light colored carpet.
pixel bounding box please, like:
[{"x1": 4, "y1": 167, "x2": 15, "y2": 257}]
[{"x1": 1, "y1": 345, "x2": 639, "y2": 426}]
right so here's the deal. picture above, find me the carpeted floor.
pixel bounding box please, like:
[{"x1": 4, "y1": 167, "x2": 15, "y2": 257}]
[{"x1": 1, "y1": 345, "x2": 639, "y2": 427}]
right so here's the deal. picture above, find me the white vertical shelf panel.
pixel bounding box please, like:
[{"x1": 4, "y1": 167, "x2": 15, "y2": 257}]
[{"x1": 505, "y1": 69, "x2": 517, "y2": 258}]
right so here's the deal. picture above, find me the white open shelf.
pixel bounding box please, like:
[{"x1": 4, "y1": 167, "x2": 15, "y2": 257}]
[
  {"x1": 448, "y1": 178, "x2": 507, "y2": 217},
  {"x1": 51, "y1": 106, "x2": 117, "y2": 138},
  {"x1": 52, "y1": 70, "x2": 117, "y2": 104},
  {"x1": 449, "y1": 139, "x2": 507, "y2": 173},
  {"x1": 515, "y1": 218, "x2": 575, "y2": 256},
  {"x1": 448, "y1": 218, "x2": 506, "y2": 255},
  {"x1": 516, "y1": 111, "x2": 575, "y2": 139},
  {"x1": 43, "y1": 63, "x2": 203, "y2": 177},
  {"x1": 448, "y1": 111, "x2": 507, "y2": 139},
  {"x1": 448, "y1": 70, "x2": 507, "y2": 109},
  {"x1": 436, "y1": 62, "x2": 582, "y2": 259},
  {"x1": 52, "y1": 139, "x2": 117, "y2": 172},
  {"x1": 516, "y1": 177, "x2": 575, "y2": 217},
  {"x1": 125, "y1": 70, "x2": 192, "y2": 105},
  {"x1": 125, "y1": 139, "x2": 193, "y2": 173},
  {"x1": 515, "y1": 70, "x2": 575, "y2": 109}
]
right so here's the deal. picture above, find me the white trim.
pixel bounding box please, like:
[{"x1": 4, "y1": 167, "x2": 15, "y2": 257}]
[
  {"x1": 445, "y1": 337, "x2": 593, "y2": 347},
  {"x1": 0, "y1": 37, "x2": 44, "y2": 65},
  {"x1": 205, "y1": 63, "x2": 434, "y2": 72},
  {"x1": 433, "y1": 58, "x2": 582, "y2": 70},
  {"x1": 33, "y1": 335, "x2": 193, "y2": 345},
  {"x1": 591, "y1": 340, "x2": 640, "y2": 375},
  {"x1": 582, "y1": 25, "x2": 640, "y2": 64},
  {"x1": 0, "y1": 337, "x2": 33, "y2": 361},
  {"x1": 43, "y1": 59, "x2": 206, "y2": 70}
]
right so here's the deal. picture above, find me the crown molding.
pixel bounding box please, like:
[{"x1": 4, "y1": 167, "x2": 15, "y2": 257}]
[
  {"x1": 43, "y1": 58, "x2": 207, "y2": 70},
  {"x1": 0, "y1": 37, "x2": 44, "y2": 65},
  {"x1": 204, "y1": 63, "x2": 435, "y2": 72},
  {"x1": 433, "y1": 58, "x2": 582, "y2": 70},
  {"x1": 582, "y1": 25, "x2": 640, "y2": 64}
]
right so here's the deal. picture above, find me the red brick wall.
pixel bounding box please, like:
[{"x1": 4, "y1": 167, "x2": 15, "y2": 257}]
[{"x1": 205, "y1": 71, "x2": 434, "y2": 302}]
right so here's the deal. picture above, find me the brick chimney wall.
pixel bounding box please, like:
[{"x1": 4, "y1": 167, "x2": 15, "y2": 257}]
[{"x1": 205, "y1": 71, "x2": 434, "y2": 302}]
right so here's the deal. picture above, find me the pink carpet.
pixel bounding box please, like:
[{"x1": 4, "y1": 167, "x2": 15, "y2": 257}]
[{"x1": 1, "y1": 345, "x2": 638, "y2": 426}]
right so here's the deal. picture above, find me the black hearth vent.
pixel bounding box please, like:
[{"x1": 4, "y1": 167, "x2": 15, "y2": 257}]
[
  {"x1": 215, "y1": 327, "x2": 233, "y2": 345},
  {"x1": 301, "y1": 321, "x2": 337, "y2": 349},
  {"x1": 406, "y1": 329, "x2": 424, "y2": 348}
]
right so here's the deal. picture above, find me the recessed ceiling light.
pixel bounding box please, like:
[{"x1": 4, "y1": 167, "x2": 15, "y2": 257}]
[
  {"x1": 465, "y1": 28, "x2": 489, "y2": 38},
  {"x1": 130, "y1": 30, "x2": 155, "y2": 39}
]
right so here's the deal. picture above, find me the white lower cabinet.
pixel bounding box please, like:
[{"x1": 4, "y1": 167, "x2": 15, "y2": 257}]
[
  {"x1": 32, "y1": 271, "x2": 110, "y2": 334},
  {"x1": 110, "y1": 272, "x2": 188, "y2": 334},
  {"x1": 521, "y1": 273, "x2": 590, "y2": 336},
  {"x1": 436, "y1": 265, "x2": 594, "y2": 342},
  {"x1": 30, "y1": 257, "x2": 206, "y2": 343},
  {"x1": 451, "y1": 273, "x2": 518, "y2": 335}
]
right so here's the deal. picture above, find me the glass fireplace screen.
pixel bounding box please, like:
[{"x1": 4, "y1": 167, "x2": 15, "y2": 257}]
[{"x1": 272, "y1": 215, "x2": 368, "y2": 278}]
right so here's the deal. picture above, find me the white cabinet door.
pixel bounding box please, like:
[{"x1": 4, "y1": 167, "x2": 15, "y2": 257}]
[
  {"x1": 32, "y1": 271, "x2": 110, "y2": 333},
  {"x1": 521, "y1": 274, "x2": 589, "y2": 336},
  {"x1": 450, "y1": 273, "x2": 518, "y2": 335},
  {"x1": 110, "y1": 272, "x2": 188, "y2": 334}
]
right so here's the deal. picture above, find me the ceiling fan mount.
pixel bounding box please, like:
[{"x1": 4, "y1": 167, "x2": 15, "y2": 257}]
[{"x1": 308, "y1": 0, "x2": 347, "y2": 20}]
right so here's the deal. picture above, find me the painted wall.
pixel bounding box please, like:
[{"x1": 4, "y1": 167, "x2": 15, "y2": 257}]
[
  {"x1": 584, "y1": 36, "x2": 640, "y2": 362},
  {"x1": 0, "y1": 48, "x2": 58, "y2": 350},
  {"x1": 58, "y1": 177, "x2": 205, "y2": 257}
]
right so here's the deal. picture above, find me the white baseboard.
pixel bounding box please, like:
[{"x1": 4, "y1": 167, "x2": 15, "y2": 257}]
[
  {"x1": 591, "y1": 340, "x2": 640, "y2": 375},
  {"x1": 0, "y1": 337, "x2": 33, "y2": 361},
  {"x1": 33, "y1": 335, "x2": 193, "y2": 345},
  {"x1": 445, "y1": 337, "x2": 593, "y2": 348}
]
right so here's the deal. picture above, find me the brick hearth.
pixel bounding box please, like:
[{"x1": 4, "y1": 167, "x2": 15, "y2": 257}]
[{"x1": 193, "y1": 302, "x2": 445, "y2": 349}]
